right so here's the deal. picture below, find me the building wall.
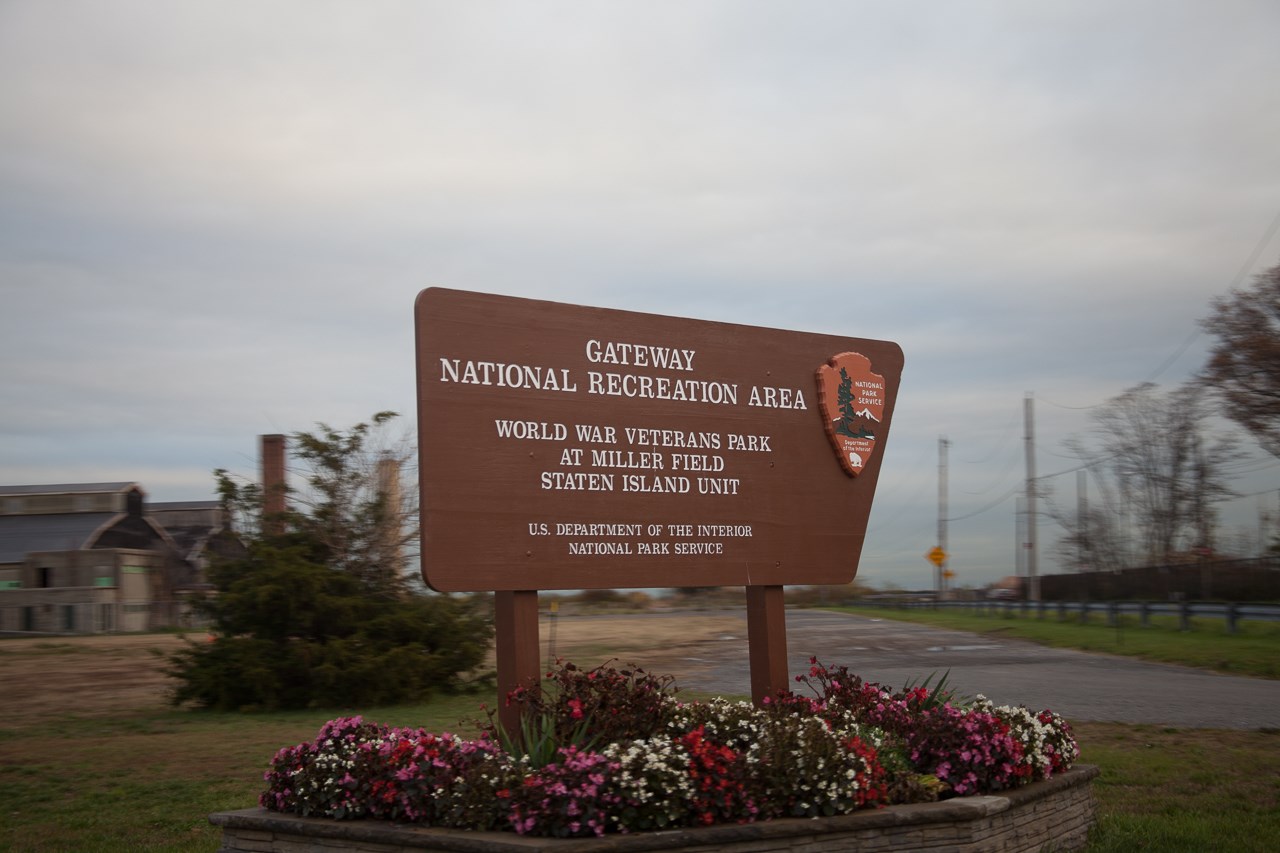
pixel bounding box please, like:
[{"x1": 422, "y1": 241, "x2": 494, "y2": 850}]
[{"x1": 0, "y1": 548, "x2": 168, "y2": 635}]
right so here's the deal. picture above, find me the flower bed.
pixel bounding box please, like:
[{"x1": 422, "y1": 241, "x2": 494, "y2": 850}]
[
  {"x1": 242, "y1": 658, "x2": 1085, "y2": 841},
  {"x1": 214, "y1": 765, "x2": 1099, "y2": 852}
]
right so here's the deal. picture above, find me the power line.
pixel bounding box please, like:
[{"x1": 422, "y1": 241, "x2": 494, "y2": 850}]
[
  {"x1": 960, "y1": 404, "x2": 1023, "y2": 464},
  {"x1": 946, "y1": 484, "x2": 1021, "y2": 523},
  {"x1": 1225, "y1": 208, "x2": 1280, "y2": 294},
  {"x1": 864, "y1": 443, "x2": 937, "y2": 535},
  {"x1": 1037, "y1": 460, "x2": 1097, "y2": 481},
  {"x1": 1220, "y1": 457, "x2": 1280, "y2": 476},
  {"x1": 1036, "y1": 394, "x2": 1103, "y2": 411},
  {"x1": 1144, "y1": 326, "x2": 1202, "y2": 384},
  {"x1": 1145, "y1": 207, "x2": 1280, "y2": 383},
  {"x1": 958, "y1": 442, "x2": 1022, "y2": 495},
  {"x1": 1233, "y1": 484, "x2": 1280, "y2": 499}
]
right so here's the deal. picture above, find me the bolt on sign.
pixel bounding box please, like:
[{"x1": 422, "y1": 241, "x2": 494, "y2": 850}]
[{"x1": 415, "y1": 288, "x2": 904, "y2": 593}]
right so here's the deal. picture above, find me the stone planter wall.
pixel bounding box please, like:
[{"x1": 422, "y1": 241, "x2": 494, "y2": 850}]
[{"x1": 211, "y1": 763, "x2": 1098, "y2": 853}]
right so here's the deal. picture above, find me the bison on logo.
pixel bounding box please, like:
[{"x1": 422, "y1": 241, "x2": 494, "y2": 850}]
[{"x1": 816, "y1": 352, "x2": 886, "y2": 477}]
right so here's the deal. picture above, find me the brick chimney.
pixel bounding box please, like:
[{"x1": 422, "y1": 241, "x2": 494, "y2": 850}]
[
  {"x1": 260, "y1": 434, "x2": 287, "y2": 535},
  {"x1": 376, "y1": 455, "x2": 403, "y2": 579}
]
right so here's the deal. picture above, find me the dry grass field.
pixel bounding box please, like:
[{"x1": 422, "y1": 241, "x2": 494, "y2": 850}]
[
  {"x1": 0, "y1": 633, "x2": 193, "y2": 727},
  {"x1": 0, "y1": 609, "x2": 747, "y2": 727}
]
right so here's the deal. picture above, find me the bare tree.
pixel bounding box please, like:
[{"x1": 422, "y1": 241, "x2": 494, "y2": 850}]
[
  {"x1": 1049, "y1": 469, "x2": 1133, "y2": 575},
  {"x1": 1201, "y1": 261, "x2": 1280, "y2": 458},
  {"x1": 1051, "y1": 383, "x2": 1239, "y2": 568}
]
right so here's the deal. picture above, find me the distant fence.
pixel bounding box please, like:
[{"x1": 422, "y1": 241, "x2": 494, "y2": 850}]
[
  {"x1": 859, "y1": 598, "x2": 1280, "y2": 634},
  {"x1": 1039, "y1": 556, "x2": 1280, "y2": 602}
]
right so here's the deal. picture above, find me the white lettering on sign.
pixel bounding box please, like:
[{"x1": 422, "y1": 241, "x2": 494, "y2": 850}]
[
  {"x1": 555, "y1": 522, "x2": 643, "y2": 537},
  {"x1": 540, "y1": 472, "x2": 616, "y2": 490},
  {"x1": 697, "y1": 524, "x2": 753, "y2": 536},
  {"x1": 494, "y1": 420, "x2": 568, "y2": 441},
  {"x1": 585, "y1": 339, "x2": 696, "y2": 371},
  {"x1": 439, "y1": 358, "x2": 577, "y2": 392},
  {"x1": 727, "y1": 434, "x2": 771, "y2": 452},
  {"x1": 515, "y1": 420, "x2": 773, "y2": 497},
  {"x1": 748, "y1": 385, "x2": 807, "y2": 409},
  {"x1": 437, "y1": 339, "x2": 823, "y2": 417},
  {"x1": 669, "y1": 453, "x2": 725, "y2": 471},
  {"x1": 587, "y1": 372, "x2": 739, "y2": 405},
  {"x1": 696, "y1": 477, "x2": 740, "y2": 495},
  {"x1": 569, "y1": 542, "x2": 634, "y2": 555},
  {"x1": 527, "y1": 516, "x2": 756, "y2": 559},
  {"x1": 622, "y1": 474, "x2": 691, "y2": 493},
  {"x1": 590, "y1": 449, "x2": 665, "y2": 470},
  {"x1": 574, "y1": 424, "x2": 618, "y2": 443},
  {"x1": 624, "y1": 428, "x2": 720, "y2": 449},
  {"x1": 675, "y1": 542, "x2": 724, "y2": 555}
]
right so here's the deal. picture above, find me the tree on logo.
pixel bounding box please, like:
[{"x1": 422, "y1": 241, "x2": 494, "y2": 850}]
[
  {"x1": 833, "y1": 368, "x2": 875, "y2": 439},
  {"x1": 833, "y1": 368, "x2": 854, "y2": 436}
]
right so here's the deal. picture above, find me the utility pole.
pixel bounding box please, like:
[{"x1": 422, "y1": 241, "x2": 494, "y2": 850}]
[
  {"x1": 1015, "y1": 496, "x2": 1026, "y2": 578},
  {"x1": 1194, "y1": 435, "x2": 1212, "y2": 599},
  {"x1": 1260, "y1": 496, "x2": 1272, "y2": 558},
  {"x1": 1024, "y1": 393, "x2": 1040, "y2": 601},
  {"x1": 1077, "y1": 469, "x2": 1087, "y2": 572},
  {"x1": 938, "y1": 436, "x2": 949, "y2": 599}
]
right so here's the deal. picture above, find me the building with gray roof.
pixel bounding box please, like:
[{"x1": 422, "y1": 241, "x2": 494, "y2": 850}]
[{"x1": 0, "y1": 483, "x2": 239, "y2": 634}]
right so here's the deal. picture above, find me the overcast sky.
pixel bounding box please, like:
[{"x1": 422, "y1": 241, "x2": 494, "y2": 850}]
[{"x1": 3, "y1": 1, "x2": 1278, "y2": 590}]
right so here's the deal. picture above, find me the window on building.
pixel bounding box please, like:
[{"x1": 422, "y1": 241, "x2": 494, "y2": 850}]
[{"x1": 38, "y1": 567, "x2": 51, "y2": 588}]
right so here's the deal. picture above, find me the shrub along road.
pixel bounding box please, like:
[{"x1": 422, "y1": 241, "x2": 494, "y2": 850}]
[{"x1": 651, "y1": 608, "x2": 1280, "y2": 729}]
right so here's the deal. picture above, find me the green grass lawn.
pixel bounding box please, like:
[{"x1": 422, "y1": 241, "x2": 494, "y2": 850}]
[
  {"x1": 1075, "y1": 722, "x2": 1280, "y2": 852},
  {"x1": 834, "y1": 603, "x2": 1280, "y2": 678},
  {"x1": 0, "y1": 695, "x2": 489, "y2": 853}
]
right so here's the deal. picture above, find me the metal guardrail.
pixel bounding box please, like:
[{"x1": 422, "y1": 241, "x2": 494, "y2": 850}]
[{"x1": 858, "y1": 598, "x2": 1280, "y2": 634}]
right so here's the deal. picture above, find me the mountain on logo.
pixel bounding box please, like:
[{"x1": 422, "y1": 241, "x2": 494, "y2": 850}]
[{"x1": 837, "y1": 421, "x2": 875, "y2": 440}]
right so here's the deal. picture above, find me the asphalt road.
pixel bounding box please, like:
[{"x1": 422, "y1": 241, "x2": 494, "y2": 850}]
[{"x1": 675, "y1": 608, "x2": 1280, "y2": 729}]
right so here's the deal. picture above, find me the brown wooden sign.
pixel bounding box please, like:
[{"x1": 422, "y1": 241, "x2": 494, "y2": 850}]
[{"x1": 415, "y1": 288, "x2": 904, "y2": 593}]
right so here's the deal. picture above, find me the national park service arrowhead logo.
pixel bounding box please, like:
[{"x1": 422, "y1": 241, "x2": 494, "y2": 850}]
[{"x1": 816, "y1": 352, "x2": 885, "y2": 477}]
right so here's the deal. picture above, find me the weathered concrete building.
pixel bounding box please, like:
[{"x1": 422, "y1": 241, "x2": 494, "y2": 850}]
[{"x1": 0, "y1": 482, "x2": 237, "y2": 635}]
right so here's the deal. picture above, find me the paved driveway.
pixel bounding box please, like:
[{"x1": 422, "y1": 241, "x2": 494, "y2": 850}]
[{"x1": 679, "y1": 608, "x2": 1280, "y2": 729}]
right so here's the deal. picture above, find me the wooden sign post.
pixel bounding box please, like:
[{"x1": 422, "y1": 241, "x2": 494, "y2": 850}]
[{"x1": 415, "y1": 289, "x2": 903, "y2": 734}]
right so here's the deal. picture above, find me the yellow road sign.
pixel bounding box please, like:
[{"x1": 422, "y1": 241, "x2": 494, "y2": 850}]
[{"x1": 927, "y1": 546, "x2": 947, "y2": 566}]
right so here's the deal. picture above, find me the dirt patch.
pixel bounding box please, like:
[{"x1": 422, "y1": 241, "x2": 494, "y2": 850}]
[
  {"x1": 0, "y1": 611, "x2": 745, "y2": 726},
  {"x1": 517, "y1": 610, "x2": 747, "y2": 689},
  {"x1": 0, "y1": 633, "x2": 198, "y2": 727}
]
